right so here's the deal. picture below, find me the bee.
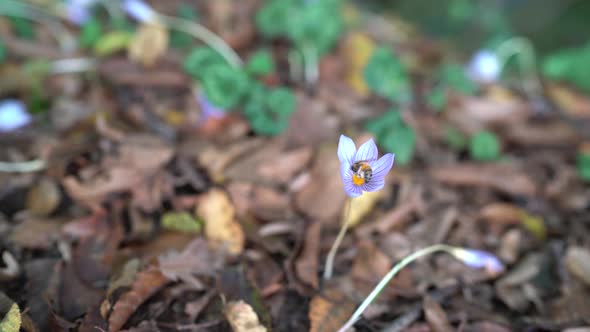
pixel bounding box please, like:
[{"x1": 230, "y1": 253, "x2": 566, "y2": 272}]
[{"x1": 351, "y1": 160, "x2": 373, "y2": 185}]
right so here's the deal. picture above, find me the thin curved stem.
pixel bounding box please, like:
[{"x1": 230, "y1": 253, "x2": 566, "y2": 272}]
[
  {"x1": 302, "y1": 44, "x2": 319, "y2": 88},
  {"x1": 495, "y1": 36, "x2": 543, "y2": 97},
  {"x1": 337, "y1": 244, "x2": 457, "y2": 332},
  {"x1": 323, "y1": 198, "x2": 353, "y2": 280},
  {"x1": 157, "y1": 14, "x2": 242, "y2": 68},
  {"x1": 0, "y1": 159, "x2": 46, "y2": 173},
  {"x1": 0, "y1": 0, "x2": 77, "y2": 53}
]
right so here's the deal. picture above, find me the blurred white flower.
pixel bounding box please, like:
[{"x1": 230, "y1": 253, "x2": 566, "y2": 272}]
[
  {"x1": 467, "y1": 49, "x2": 501, "y2": 84},
  {"x1": 64, "y1": 0, "x2": 98, "y2": 25},
  {"x1": 0, "y1": 100, "x2": 31, "y2": 132}
]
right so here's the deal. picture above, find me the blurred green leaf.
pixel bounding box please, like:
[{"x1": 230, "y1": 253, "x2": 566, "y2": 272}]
[
  {"x1": 245, "y1": 50, "x2": 275, "y2": 76},
  {"x1": 201, "y1": 64, "x2": 250, "y2": 109},
  {"x1": 426, "y1": 85, "x2": 447, "y2": 111},
  {"x1": 0, "y1": 39, "x2": 6, "y2": 63},
  {"x1": 244, "y1": 85, "x2": 296, "y2": 136},
  {"x1": 161, "y1": 211, "x2": 201, "y2": 234},
  {"x1": 469, "y1": 130, "x2": 501, "y2": 161},
  {"x1": 9, "y1": 16, "x2": 34, "y2": 39},
  {"x1": 93, "y1": 31, "x2": 133, "y2": 56},
  {"x1": 577, "y1": 152, "x2": 590, "y2": 182},
  {"x1": 183, "y1": 47, "x2": 226, "y2": 79},
  {"x1": 287, "y1": 1, "x2": 343, "y2": 55},
  {"x1": 364, "y1": 47, "x2": 411, "y2": 104},
  {"x1": 366, "y1": 109, "x2": 416, "y2": 165},
  {"x1": 543, "y1": 43, "x2": 590, "y2": 91},
  {"x1": 439, "y1": 63, "x2": 477, "y2": 95},
  {"x1": 79, "y1": 18, "x2": 103, "y2": 49},
  {"x1": 255, "y1": 0, "x2": 295, "y2": 38}
]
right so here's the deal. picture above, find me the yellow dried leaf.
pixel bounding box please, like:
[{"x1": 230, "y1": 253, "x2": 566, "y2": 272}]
[
  {"x1": 196, "y1": 189, "x2": 244, "y2": 255},
  {"x1": 342, "y1": 32, "x2": 375, "y2": 96},
  {"x1": 128, "y1": 22, "x2": 169, "y2": 67},
  {"x1": 0, "y1": 303, "x2": 21, "y2": 332},
  {"x1": 161, "y1": 211, "x2": 202, "y2": 234},
  {"x1": 519, "y1": 211, "x2": 546, "y2": 240},
  {"x1": 224, "y1": 300, "x2": 267, "y2": 332},
  {"x1": 344, "y1": 190, "x2": 383, "y2": 227}
]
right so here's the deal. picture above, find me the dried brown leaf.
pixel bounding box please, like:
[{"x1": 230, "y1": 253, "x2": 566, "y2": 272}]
[
  {"x1": 295, "y1": 222, "x2": 321, "y2": 289},
  {"x1": 108, "y1": 268, "x2": 169, "y2": 332},
  {"x1": 565, "y1": 247, "x2": 590, "y2": 287},
  {"x1": 158, "y1": 238, "x2": 223, "y2": 289},
  {"x1": 196, "y1": 189, "x2": 244, "y2": 255},
  {"x1": 128, "y1": 22, "x2": 168, "y2": 67},
  {"x1": 479, "y1": 203, "x2": 522, "y2": 225},
  {"x1": 224, "y1": 300, "x2": 267, "y2": 332},
  {"x1": 26, "y1": 178, "x2": 61, "y2": 217},
  {"x1": 309, "y1": 289, "x2": 355, "y2": 332}
]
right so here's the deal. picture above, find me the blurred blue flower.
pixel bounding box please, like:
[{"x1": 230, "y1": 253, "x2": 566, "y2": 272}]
[
  {"x1": 64, "y1": 0, "x2": 98, "y2": 25},
  {"x1": 197, "y1": 92, "x2": 225, "y2": 123},
  {"x1": 338, "y1": 135, "x2": 394, "y2": 198},
  {"x1": 122, "y1": 0, "x2": 157, "y2": 23},
  {"x1": 451, "y1": 248, "x2": 505, "y2": 274},
  {"x1": 0, "y1": 100, "x2": 31, "y2": 132},
  {"x1": 467, "y1": 49, "x2": 501, "y2": 84}
]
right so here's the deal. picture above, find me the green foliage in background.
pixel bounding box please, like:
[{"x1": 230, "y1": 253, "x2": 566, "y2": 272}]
[
  {"x1": 245, "y1": 50, "x2": 275, "y2": 76},
  {"x1": 543, "y1": 43, "x2": 590, "y2": 91},
  {"x1": 445, "y1": 126, "x2": 468, "y2": 150},
  {"x1": 0, "y1": 40, "x2": 6, "y2": 63},
  {"x1": 93, "y1": 31, "x2": 133, "y2": 56},
  {"x1": 577, "y1": 152, "x2": 590, "y2": 182},
  {"x1": 427, "y1": 64, "x2": 476, "y2": 111},
  {"x1": 366, "y1": 109, "x2": 416, "y2": 165},
  {"x1": 255, "y1": 0, "x2": 343, "y2": 55},
  {"x1": 9, "y1": 16, "x2": 34, "y2": 39},
  {"x1": 183, "y1": 47, "x2": 227, "y2": 80},
  {"x1": 201, "y1": 64, "x2": 251, "y2": 109},
  {"x1": 161, "y1": 211, "x2": 202, "y2": 234},
  {"x1": 469, "y1": 130, "x2": 501, "y2": 161},
  {"x1": 244, "y1": 84, "x2": 296, "y2": 136},
  {"x1": 79, "y1": 18, "x2": 102, "y2": 49},
  {"x1": 364, "y1": 47, "x2": 411, "y2": 105}
]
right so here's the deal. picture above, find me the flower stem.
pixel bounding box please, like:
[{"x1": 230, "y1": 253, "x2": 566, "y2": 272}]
[
  {"x1": 323, "y1": 198, "x2": 352, "y2": 280},
  {"x1": 495, "y1": 36, "x2": 542, "y2": 97},
  {"x1": 302, "y1": 44, "x2": 319, "y2": 89},
  {"x1": 157, "y1": 14, "x2": 242, "y2": 68},
  {"x1": 336, "y1": 244, "x2": 459, "y2": 332},
  {"x1": 0, "y1": 159, "x2": 46, "y2": 173}
]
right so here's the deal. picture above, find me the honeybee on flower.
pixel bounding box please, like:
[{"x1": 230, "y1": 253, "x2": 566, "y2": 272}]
[{"x1": 337, "y1": 135, "x2": 395, "y2": 198}]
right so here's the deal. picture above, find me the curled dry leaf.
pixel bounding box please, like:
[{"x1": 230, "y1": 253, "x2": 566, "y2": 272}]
[
  {"x1": 342, "y1": 32, "x2": 375, "y2": 97},
  {"x1": 346, "y1": 189, "x2": 384, "y2": 227},
  {"x1": 26, "y1": 177, "x2": 61, "y2": 217},
  {"x1": 9, "y1": 218, "x2": 61, "y2": 250},
  {"x1": 309, "y1": 288, "x2": 356, "y2": 332},
  {"x1": 479, "y1": 203, "x2": 522, "y2": 225},
  {"x1": 107, "y1": 268, "x2": 169, "y2": 332},
  {"x1": 128, "y1": 22, "x2": 169, "y2": 67},
  {"x1": 430, "y1": 163, "x2": 537, "y2": 197},
  {"x1": 0, "y1": 303, "x2": 21, "y2": 332},
  {"x1": 224, "y1": 300, "x2": 267, "y2": 332},
  {"x1": 196, "y1": 189, "x2": 244, "y2": 255}
]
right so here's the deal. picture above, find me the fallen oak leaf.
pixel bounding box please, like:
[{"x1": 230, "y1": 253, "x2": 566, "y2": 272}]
[
  {"x1": 224, "y1": 300, "x2": 267, "y2": 332},
  {"x1": 107, "y1": 268, "x2": 169, "y2": 332}
]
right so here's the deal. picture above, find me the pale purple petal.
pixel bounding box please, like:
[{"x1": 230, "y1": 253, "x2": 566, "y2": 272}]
[
  {"x1": 64, "y1": 0, "x2": 98, "y2": 25},
  {"x1": 0, "y1": 100, "x2": 31, "y2": 132},
  {"x1": 354, "y1": 138, "x2": 378, "y2": 162},
  {"x1": 454, "y1": 248, "x2": 505, "y2": 274},
  {"x1": 467, "y1": 49, "x2": 500, "y2": 84},
  {"x1": 361, "y1": 179, "x2": 385, "y2": 193},
  {"x1": 340, "y1": 163, "x2": 362, "y2": 198},
  {"x1": 122, "y1": 0, "x2": 157, "y2": 23},
  {"x1": 197, "y1": 92, "x2": 225, "y2": 122},
  {"x1": 337, "y1": 135, "x2": 356, "y2": 166},
  {"x1": 369, "y1": 153, "x2": 394, "y2": 181}
]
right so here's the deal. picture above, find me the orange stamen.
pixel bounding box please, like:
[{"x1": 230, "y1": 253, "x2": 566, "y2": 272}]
[{"x1": 352, "y1": 174, "x2": 365, "y2": 186}]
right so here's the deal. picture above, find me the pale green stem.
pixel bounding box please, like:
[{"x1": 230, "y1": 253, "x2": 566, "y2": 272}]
[
  {"x1": 288, "y1": 50, "x2": 304, "y2": 82},
  {"x1": 0, "y1": 159, "x2": 46, "y2": 173},
  {"x1": 495, "y1": 36, "x2": 543, "y2": 97},
  {"x1": 336, "y1": 244, "x2": 460, "y2": 332},
  {"x1": 50, "y1": 57, "x2": 97, "y2": 74},
  {"x1": 0, "y1": 0, "x2": 77, "y2": 53},
  {"x1": 157, "y1": 14, "x2": 242, "y2": 68},
  {"x1": 323, "y1": 198, "x2": 352, "y2": 280},
  {"x1": 302, "y1": 44, "x2": 319, "y2": 88}
]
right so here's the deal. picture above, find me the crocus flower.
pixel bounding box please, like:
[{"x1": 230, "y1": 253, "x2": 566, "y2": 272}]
[
  {"x1": 466, "y1": 49, "x2": 501, "y2": 84},
  {"x1": 338, "y1": 135, "x2": 394, "y2": 198},
  {"x1": 451, "y1": 248, "x2": 505, "y2": 275},
  {"x1": 0, "y1": 99, "x2": 31, "y2": 132},
  {"x1": 122, "y1": 0, "x2": 157, "y2": 23}
]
